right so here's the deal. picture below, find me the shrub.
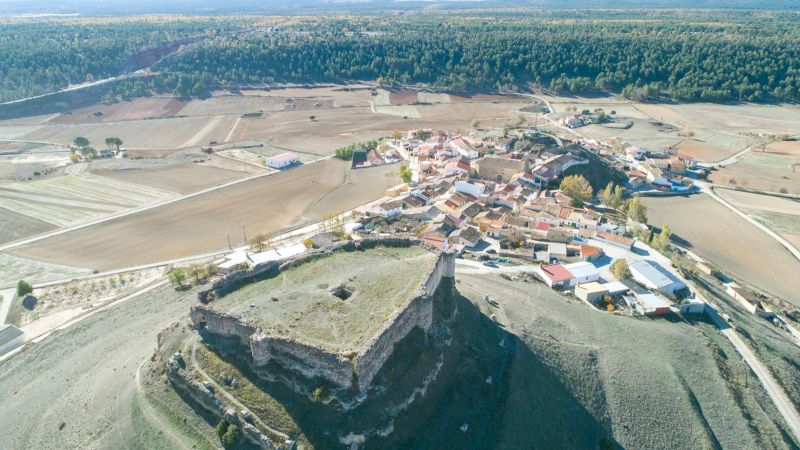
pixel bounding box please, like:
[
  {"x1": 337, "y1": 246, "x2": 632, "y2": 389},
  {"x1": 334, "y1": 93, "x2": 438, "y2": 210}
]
[
  {"x1": 610, "y1": 259, "x2": 630, "y2": 280},
  {"x1": 221, "y1": 424, "x2": 241, "y2": 449},
  {"x1": 16, "y1": 280, "x2": 33, "y2": 298},
  {"x1": 168, "y1": 267, "x2": 187, "y2": 289},
  {"x1": 215, "y1": 419, "x2": 229, "y2": 439},
  {"x1": 313, "y1": 386, "x2": 327, "y2": 401}
]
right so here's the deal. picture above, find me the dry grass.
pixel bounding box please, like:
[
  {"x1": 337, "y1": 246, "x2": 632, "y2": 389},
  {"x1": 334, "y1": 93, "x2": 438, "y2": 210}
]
[
  {"x1": 642, "y1": 194, "x2": 800, "y2": 304},
  {"x1": 710, "y1": 151, "x2": 800, "y2": 194},
  {"x1": 458, "y1": 273, "x2": 795, "y2": 450},
  {"x1": 214, "y1": 246, "x2": 436, "y2": 352}
]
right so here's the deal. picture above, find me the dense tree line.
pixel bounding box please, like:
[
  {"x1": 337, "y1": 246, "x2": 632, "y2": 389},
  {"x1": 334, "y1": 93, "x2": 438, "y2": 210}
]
[
  {"x1": 0, "y1": 17, "x2": 252, "y2": 103},
  {"x1": 158, "y1": 15, "x2": 800, "y2": 102},
  {"x1": 2, "y1": 12, "x2": 800, "y2": 104}
]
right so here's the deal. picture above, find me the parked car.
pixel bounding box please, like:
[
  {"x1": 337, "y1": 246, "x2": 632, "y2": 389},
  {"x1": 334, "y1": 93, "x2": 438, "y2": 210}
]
[{"x1": 483, "y1": 261, "x2": 499, "y2": 268}]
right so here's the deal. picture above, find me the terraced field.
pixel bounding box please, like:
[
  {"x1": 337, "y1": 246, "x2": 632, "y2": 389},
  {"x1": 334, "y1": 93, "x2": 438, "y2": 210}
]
[
  {"x1": 0, "y1": 172, "x2": 176, "y2": 228},
  {"x1": 10, "y1": 159, "x2": 386, "y2": 271}
]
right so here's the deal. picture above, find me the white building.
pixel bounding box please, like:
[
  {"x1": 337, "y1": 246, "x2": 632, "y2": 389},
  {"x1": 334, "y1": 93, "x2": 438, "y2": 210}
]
[
  {"x1": 267, "y1": 152, "x2": 300, "y2": 169},
  {"x1": 575, "y1": 282, "x2": 608, "y2": 303},
  {"x1": 449, "y1": 137, "x2": 479, "y2": 159},
  {"x1": 633, "y1": 291, "x2": 671, "y2": 316},
  {"x1": 629, "y1": 260, "x2": 686, "y2": 295},
  {"x1": 454, "y1": 180, "x2": 486, "y2": 197},
  {"x1": 369, "y1": 198, "x2": 403, "y2": 217},
  {"x1": 564, "y1": 261, "x2": 600, "y2": 287}
]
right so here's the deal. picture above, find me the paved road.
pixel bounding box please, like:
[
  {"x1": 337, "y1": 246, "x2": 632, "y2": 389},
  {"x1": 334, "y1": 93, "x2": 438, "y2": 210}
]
[{"x1": 0, "y1": 283, "x2": 194, "y2": 449}]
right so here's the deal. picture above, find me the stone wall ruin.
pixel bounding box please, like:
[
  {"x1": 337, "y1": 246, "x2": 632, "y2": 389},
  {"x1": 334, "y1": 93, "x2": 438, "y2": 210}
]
[{"x1": 191, "y1": 237, "x2": 456, "y2": 394}]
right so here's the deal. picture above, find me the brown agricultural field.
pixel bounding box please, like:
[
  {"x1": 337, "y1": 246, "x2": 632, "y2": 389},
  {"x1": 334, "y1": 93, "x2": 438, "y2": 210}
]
[
  {"x1": 641, "y1": 194, "x2": 800, "y2": 305},
  {"x1": 715, "y1": 188, "x2": 800, "y2": 250},
  {"x1": 49, "y1": 97, "x2": 187, "y2": 123},
  {"x1": 389, "y1": 90, "x2": 418, "y2": 105},
  {"x1": 673, "y1": 140, "x2": 742, "y2": 163},
  {"x1": 231, "y1": 104, "x2": 528, "y2": 155},
  {"x1": 177, "y1": 96, "x2": 288, "y2": 116},
  {"x1": 10, "y1": 159, "x2": 393, "y2": 271},
  {"x1": 18, "y1": 115, "x2": 239, "y2": 149},
  {"x1": 0, "y1": 206, "x2": 56, "y2": 244},
  {"x1": 766, "y1": 140, "x2": 800, "y2": 157},
  {"x1": 709, "y1": 151, "x2": 800, "y2": 195},
  {"x1": 449, "y1": 93, "x2": 530, "y2": 103},
  {"x1": 92, "y1": 162, "x2": 249, "y2": 194}
]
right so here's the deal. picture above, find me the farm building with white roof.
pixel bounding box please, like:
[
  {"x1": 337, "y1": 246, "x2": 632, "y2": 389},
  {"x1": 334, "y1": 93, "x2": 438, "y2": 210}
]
[
  {"x1": 267, "y1": 152, "x2": 300, "y2": 169},
  {"x1": 629, "y1": 260, "x2": 686, "y2": 296}
]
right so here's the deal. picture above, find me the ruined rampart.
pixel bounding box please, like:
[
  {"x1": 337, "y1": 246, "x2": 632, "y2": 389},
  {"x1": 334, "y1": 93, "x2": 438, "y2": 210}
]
[{"x1": 192, "y1": 237, "x2": 455, "y2": 394}]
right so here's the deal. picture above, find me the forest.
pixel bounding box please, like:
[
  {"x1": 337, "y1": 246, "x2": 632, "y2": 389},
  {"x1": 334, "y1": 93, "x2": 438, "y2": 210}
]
[
  {"x1": 2, "y1": 11, "x2": 800, "y2": 104},
  {"x1": 0, "y1": 17, "x2": 256, "y2": 103}
]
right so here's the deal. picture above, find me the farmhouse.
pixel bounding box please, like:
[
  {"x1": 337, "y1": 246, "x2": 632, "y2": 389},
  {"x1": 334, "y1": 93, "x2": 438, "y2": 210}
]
[
  {"x1": 449, "y1": 137, "x2": 479, "y2": 159},
  {"x1": 449, "y1": 225, "x2": 482, "y2": 248},
  {"x1": 590, "y1": 231, "x2": 635, "y2": 250},
  {"x1": 629, "y1": 260, "x2": 687, "y2": 296},
  {"x1": 454, "y1": 180, "x2": 486, "y2": 197},
  {"x1": 726, "y1": 285, "x2": 765, "y2": 315},
  {"x1": 267, "y1": 152, "x2": 300, "y2": 169},
  {"x1": 370, "y1": 198, "x2": 404, "y2": 217}
]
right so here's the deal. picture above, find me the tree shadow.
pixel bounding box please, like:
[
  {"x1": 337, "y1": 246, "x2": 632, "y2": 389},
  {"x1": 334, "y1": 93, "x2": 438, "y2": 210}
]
[
  {"x1": 669, "y1": 233, "x2": 694, "y2": 250},
  {"x1": 22, "y1": 295, "x2": 38, "y2": 310}
]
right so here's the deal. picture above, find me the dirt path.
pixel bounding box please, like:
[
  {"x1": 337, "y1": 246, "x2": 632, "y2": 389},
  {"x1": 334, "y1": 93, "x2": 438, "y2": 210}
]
[
  {"x1": 0, "y1": 283, "x2": 193, "y2": 449},
  {"x1": 0, "y1": 288, "x2": 13, "y2": 324},
  {"x1": 722, "y1": 327, "x2": 800, "y2": 441},
  {"x1": 135, "y1": 360, "x2": 195, "y2": 450},
  {"x1": 225, "y1": 117, "x2": 242, "y2": 143}
]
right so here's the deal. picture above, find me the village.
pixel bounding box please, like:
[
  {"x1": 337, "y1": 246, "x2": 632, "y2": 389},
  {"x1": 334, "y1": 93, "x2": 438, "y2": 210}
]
[{"x1": 202, "y1": 122, "x2": 772, "y2": 327}]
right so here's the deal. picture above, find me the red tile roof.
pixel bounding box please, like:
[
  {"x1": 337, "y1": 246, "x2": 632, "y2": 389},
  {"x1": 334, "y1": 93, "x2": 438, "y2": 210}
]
[
  {"x1": 580, "y1": 244, "x2": 603, "y2": 258},
  {"x1": 541, "y1": 264, "x2": 573, "y2": 282}
]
